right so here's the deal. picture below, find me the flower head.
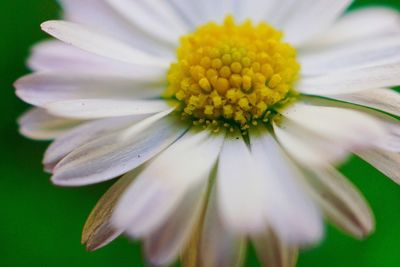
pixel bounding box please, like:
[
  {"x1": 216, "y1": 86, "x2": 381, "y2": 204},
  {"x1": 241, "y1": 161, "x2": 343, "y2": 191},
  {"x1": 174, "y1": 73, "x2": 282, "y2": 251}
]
[{"x1": 15, "y1": 0, "x2": 400, "y2": 266}]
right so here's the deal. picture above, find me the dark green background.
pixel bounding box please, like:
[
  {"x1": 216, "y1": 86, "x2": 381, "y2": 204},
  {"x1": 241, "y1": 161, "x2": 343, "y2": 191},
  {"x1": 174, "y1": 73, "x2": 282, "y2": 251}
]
[{"x1": 1, "y1": 0, "x2": 400, "y2": 266}]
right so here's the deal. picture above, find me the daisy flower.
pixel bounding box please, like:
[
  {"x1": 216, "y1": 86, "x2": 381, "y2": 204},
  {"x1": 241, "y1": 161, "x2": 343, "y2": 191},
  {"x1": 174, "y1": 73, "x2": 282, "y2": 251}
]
[{"x1": 15, "y1": 0, "x2": 400, "y2": 266}]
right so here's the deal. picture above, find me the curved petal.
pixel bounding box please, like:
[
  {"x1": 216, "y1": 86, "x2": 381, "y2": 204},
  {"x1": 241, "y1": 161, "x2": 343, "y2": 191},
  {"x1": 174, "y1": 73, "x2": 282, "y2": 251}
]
[
  {"x1": 18, "y1": 108, "x2": 80, "y2": 140},
  {"x1": 15, "y1": 72, "x2": 164, "y2": 107},
  {"x1": 266, "y1": 0, "x2": 352, "y2": 45},
  {"x1": 303, "y1": 8, "x2": 400, "y2": 49},
  {"x1": 300, "y1": 36, "x2": 400, "y2": 75},
  {"x1": 252, "y1": 229, "x2": 298, "y2": 267},
  {"x1": 280, "y1": 103, "x2": 388, "y2": 151},
  {"x1": 250, "y1": 128, "x2": 324, "y2": 245},
  {"x1": 51, "y1": 110, "x2": 185, "y2": 186},
  {"x1": 357, "y1": 149, "x2": 400, "y2": 185},
  {"x1": 273, "y1": 120, "x2": 348, "y2": 166},
  {"x1": 143, "y1": 182, "x2": 207, "y2": 266},
  {"x1": 297, "y1": 62, "x2": 400, "y2": 95},
  {"x1": 41, "y1": 20, "x2": 170, "y2": 67},
  {"x1": 59, "y1": 0, "x2": 173, "y2": 56},
  {"x1": 112, "y1": 131, "x2": 224, "y2": 237},
  {"x1": 217, "y1": 132, "x2": 270, "y2": 234},
  {"x1": 105, "y1": 0, "x2": 188, "y2": 47},
  {"x1": 44, "y1": 99, "x2": 172, "y2": 120},
  {"x1": 198, "y1": 190, "x2": 246, "y2": 267},
  {"x1": 81, "y1": 173, "x2": 136, "y2": 251},
  {"x1": 301, "y1": 166, "x2": 374, "y2": 239},
  {"x1": 326, "y1": 88, "x2": 400, "y2": 117},
  {"x1": 28, "y1": 40, "x2": 166, "y2": 77},
  {"x1": 44, "y1": 115, "x2": 147, "y2": 172}
]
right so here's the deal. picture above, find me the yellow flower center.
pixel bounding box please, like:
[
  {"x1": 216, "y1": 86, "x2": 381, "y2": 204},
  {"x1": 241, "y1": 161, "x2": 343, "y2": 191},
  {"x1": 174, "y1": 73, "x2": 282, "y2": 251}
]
[{"x1": 165, "y1": 16, "x2": 300, "y2": 130}]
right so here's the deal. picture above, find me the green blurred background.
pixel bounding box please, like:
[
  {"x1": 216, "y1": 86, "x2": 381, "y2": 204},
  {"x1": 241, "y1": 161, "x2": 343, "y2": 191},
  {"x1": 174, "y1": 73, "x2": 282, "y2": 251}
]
[{"x1": 1, "y1": 0, "x2": 400, "y2": 266}]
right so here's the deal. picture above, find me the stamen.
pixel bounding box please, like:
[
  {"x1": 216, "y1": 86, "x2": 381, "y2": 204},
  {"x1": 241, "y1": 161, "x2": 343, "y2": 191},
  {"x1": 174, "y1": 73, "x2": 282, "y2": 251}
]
[{"x1": 165, "y1": 16, "x2": 300, "y2": 130}]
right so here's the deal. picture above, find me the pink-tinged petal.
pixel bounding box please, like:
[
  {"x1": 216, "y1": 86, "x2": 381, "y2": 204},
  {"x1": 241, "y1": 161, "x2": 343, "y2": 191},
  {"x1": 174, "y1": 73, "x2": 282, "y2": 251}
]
[{"x1": 18, "y1": 108, "x2": 80, "y2": 140}]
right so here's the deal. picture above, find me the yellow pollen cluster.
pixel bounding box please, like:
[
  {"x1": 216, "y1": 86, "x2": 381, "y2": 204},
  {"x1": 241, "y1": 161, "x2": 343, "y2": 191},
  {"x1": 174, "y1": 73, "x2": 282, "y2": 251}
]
[{"x1": 165, "y1": 16, "x2": 300, "y2": 129}]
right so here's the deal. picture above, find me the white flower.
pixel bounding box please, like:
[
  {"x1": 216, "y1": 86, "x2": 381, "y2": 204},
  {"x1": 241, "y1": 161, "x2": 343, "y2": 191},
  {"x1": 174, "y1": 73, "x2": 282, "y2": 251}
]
[{"x1": 15, "y1": 0, "x2": 400, "y2": 266}]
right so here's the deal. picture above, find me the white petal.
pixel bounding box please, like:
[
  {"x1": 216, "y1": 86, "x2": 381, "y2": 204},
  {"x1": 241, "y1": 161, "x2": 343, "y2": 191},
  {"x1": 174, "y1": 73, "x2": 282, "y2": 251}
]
[
  {"x1": 357, "y1": 149, "x2": 400, "y2": 184},
  {"x1": 217, "y1": 132, "x2": 269, "y2": 234},
  {"x1": 199, "y1": 190, "x2": 246, "y2": 267},
  {"x1": 297, "y1": 62, "x2": 400, "y2": 95},
  {"x1": 41, "y1": 20, "x2": 170, "y2": 67},
  {"x1": 303, "y1": 8, "x2": 400, "y2": 49},
  {"x1": 15, "y1": 72, "x2": 164, "y2": 107},
  {"x1": 294, "y1": 97, "x2": 400, "y2": 153},
  {"x1": 143, "y1": 182, "x2": 207, "y2": 266},
  {"x1": 28, "y1": 40, "x2": 166, "y2": 77},
  {"x1": 273, "y1": 120, "x2": 349, "y2": 166},
  {"x1": 59, "y1": 0, "x2": 173, "y2": 57},
  {"x1": 236, "y1": 0, "x2": 276, "y2": 22},
  {"x1": 327, "y1": 88, "x2": 400, "y2": 117},
  {"x1": 302, "y1": 166, "x2": 374, "y2": 239},
  {"x1": 250, "y1": 128, "x2": 324, "y2": 245},
  {"x1": 45, "y1": 99, "x2": 172, "y2": 120},
  {"x1": 18, "y1": 108, "x2": 80, "y2": 140},
  {"x1": 112, "y1": 131, "x2": 224, "y2": 237},
  {"x1": 82, "y1": 174, "x2": 135, "y2": 251},
  {"x1": 280, "y1": 103, "x2": 388, "y2": 152},
  {"x1": 267, "y1": 0, "x2": 352, "y2": 45},
  {"x1": 51, "y1": 111, "x2": 184, "y2": 186},
  {"x1": 252, "y1": 229, "x2": 298, "y2": 267},
  {"x1": 105, "y1": 0, "x2": 188, "y2": 47},
  {"x1": 44, "y1": 115, "x2": 147, "y2": 172},
  {"x1": 168, "y1": 0, "x2": 201, "y2": 27},
  {"x1": 300, "y1": 36, "x2": 400, "y2": 75}
]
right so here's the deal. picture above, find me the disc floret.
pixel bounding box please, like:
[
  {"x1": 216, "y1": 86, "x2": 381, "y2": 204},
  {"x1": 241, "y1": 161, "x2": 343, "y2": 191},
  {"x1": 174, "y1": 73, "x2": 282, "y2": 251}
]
[{"x1": 166, "y1": 16, "x2": 300, "y2": 130}]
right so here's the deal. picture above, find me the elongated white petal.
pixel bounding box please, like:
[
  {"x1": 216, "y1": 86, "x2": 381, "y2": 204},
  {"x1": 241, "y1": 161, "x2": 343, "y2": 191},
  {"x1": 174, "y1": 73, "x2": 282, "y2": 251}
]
[
  {"x1": 60, "y1": 0, "x2": 173, "y2": 57},
  {"x1": 112, "y1": 131, "x2": 224, "y2": 237},
  {"x1": 44, "y1": 116, "x2": 147, "y2": 172},
  {"x1": 28, "y1": 41, "x2": 167, "y2": 78},
  {"x1": 357, "y1": 149, "x2": 400, "y2": 184},
  {"x1": 273, "y1": 120, "x2": 348, "y2": 166},
  {"x1": 281, "y1": 103, "x2": 388, "y2": 151},
  {"x1": 300, "y1": 37, "x2": 400, "y2": 75},
  {"x1": 18, "y1": 108, "x2": 80, "y2": 140},
  {"x1": 217, "y1": 133, "x2": 269, "y2": 234},
  {"x1": 143, "y1": 182, "x2": 207, "y2": 266},
  {"x1": 41, "y1": 20, "x2": 170, "y2": 67},
  {"x1": 45, "y1": 99, "x2": 172, "y2": 120},
  {"x1": 272, "y1": 0, "x2": 351, "y2": 45},
  {"x1": 15, "y1": 72, "x2": 164, "y2": 107},
  {"x1": 168, "y1": 0, "x2": 201, "y2": 27},
  {"x1": 302, "y1": 166, "x2": 374, "y2": 239},
  {"x1": 303, "y1": 8, "x2": 400, "y2": 49},
  {"x1": 235, "y1": 0, "x2": 276, "y2": 22},
  {"x1": 298, "y1": 62, "x2": 400, "y2": 95},
  {"x1": 327, "y1": 88, "x2": 400, "y2": 117},
  {"x1": 199, "y1": 190, "x2": 246, "y2": 267},
  {"x1": 51, "y1": 111, "x2": 184, "y2": 186},
  {"x1": 106, "y1": 0, "x2": 187, "y2": 47},
  {"x1": 82, "y1": 173, "x2": 135, "y2": 251},
  {"x1": 250, "y1": 128, "x2": 324, "y2": 245},
  {"x1": 252, "y1": 229, "x2": 298, "y2": 267}
]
